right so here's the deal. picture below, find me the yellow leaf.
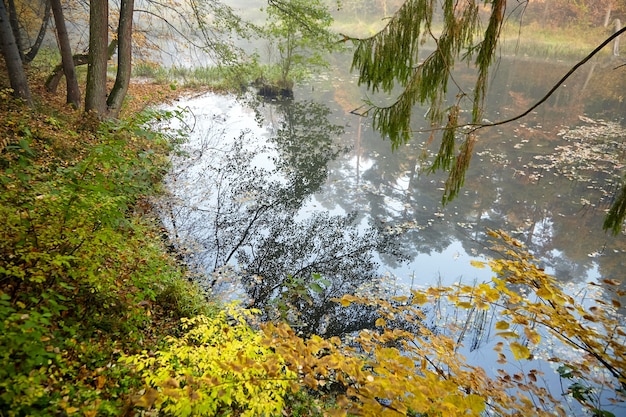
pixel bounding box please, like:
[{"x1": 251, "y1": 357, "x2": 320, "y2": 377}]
[
  {"x1": 339, "y1": 298, "x2": 351, "y2": 307},
  {"x1": 510, "y1": 341, "x2": 530, "y2": 360},
  {"x1": 524, "y1": 327, "x2": 541, "y2": 344},
  {"x1": 411, "y1": 291, "x2": 429, "y2": 305},
  {"x1": 134, "y1": 388, "x2": 159, "y2": 408},
  {"x1": 495, "y1": 321, "x2": 510, "y2": 330},
  {"x1": 482, "y1": 287, "x2": 501, "y2": 303},
  {"x1": 466, "y1": 394, "x2": 486, "y2": 413},
  {"x1": 375, "y1": 318, "x2": 386, "y2": 327},
  {"x1": 470, "y1": 260, "x2": 486, "y2": 269},
  {"x1": 536, "y1": 286, "x2": 553, "y2": 300},
  {"x1": 496, "y1": 331, "x2": 519, "y2": 339},
  {"x1": 95, "y1": 375, "x2": 106, "y2": 389}
]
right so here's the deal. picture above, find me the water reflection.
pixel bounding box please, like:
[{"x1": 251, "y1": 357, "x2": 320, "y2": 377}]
[
  {"x1": 162, "y1": 54, "x2": 626, "y2": 335},
  {"x1": 160, "y1": 95, "x2": 410, "y2": 335},
  {"x1": 295, "y1": 53, "x2": 626, "y2": 292},
  {"x1": 240, "y1": 210, "x2": 406, "y2": 336}
]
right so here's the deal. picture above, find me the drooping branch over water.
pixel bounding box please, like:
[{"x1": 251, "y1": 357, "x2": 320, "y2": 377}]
[
  {"x1": 347, "y1": 0, "x2": 506, "y2": 148},
  {"x1": 346, "y1": 0, "x2": 626, "y2": 231}
]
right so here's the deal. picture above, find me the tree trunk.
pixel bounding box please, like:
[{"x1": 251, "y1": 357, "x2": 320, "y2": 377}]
[
  {"x1": 50, "y1": 0, "x2": 81, "y2": 108},
  {"x1": 542, "y1": 0, "x2": 549, "y2": 22},
  {"x1": 46, "y1": 54, "x2": 87, "y2": 94},
  {"x1": 24, "y1": 0, "x2": 52, "y2": 64},
  {"x1": 614, "y1": 19, "x2": 622, "y2": 56},
  {"x1": 5, "y1": 0, "x2": 24, "y2": 61},
  {"x1": 0, "y1": 0, "x2": 32, "y2": 105},
  {"x1": 107, "y1": 0, "x2": 134, "y2": 117},
  {"x1": 603, "y1": 4, "x2": 613, "y2": 27},
  {"x1": 46, "y1": 40, "x2": 117, "y2": 93},
  {"x1": 85, "y1": 0, "x2": 109, "y2": 115}
]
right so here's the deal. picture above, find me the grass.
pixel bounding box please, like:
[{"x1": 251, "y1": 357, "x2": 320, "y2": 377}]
[
  {"x1": 132, "y1": 62, "x2": 258, "y2": 91},
  {"x1": 331, "y1": 9, "x2": 618, "y2": 62}
]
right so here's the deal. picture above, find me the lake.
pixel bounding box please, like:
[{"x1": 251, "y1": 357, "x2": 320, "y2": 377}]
[
  {"x1": 157, "y1": 40, "x2": 626, "y2": 416},
  {"x1": 161, "y1": 51, "x2": 625, "y2": 308}
]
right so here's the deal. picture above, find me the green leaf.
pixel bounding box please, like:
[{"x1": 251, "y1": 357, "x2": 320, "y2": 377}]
[{"x1": 309, "y1": 283, "x2": 323, "y2": 294}]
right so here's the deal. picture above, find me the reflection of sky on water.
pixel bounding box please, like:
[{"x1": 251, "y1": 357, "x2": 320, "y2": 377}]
[
  {"x1": 383, "y1": 240, "x2": 494, "y2": 288},
  {"x1": 162, "y1": 87, "x2": 625, "y2": 416},
  {"x1": 164, "y1": 86, "x2": 618, "y2": 291},
  {"x1": 163, "y1": 93, "x2": 499, "y2": 298}
]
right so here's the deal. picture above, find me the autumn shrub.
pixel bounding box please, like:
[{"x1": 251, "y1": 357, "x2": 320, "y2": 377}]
[
  {"x1": 156, "y1": 274, "x2": 219, "y2": 320},
  {"x1": 321, "y1": 230, "x2": 626, "y2": 416},
  {"x1": 123, "y1": 306, "x2": 298, "y2": 416},
  {"x1": 127, "y1": 230, "x2": 625, "y2": 417}
]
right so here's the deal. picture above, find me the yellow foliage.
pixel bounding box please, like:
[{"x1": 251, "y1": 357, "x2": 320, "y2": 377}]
[
  {"x1": 411, "y1": 291, "x2": 429, "y2": 305},
  {"x1": 123, "y1": 230, "x2": 625, "y2": 417},
  {"x1": 123, "y1": 307, "x2": 297, "y2": 416},
  {"x1": 470, "y1": 260, "x2": 486, "y2": 269},
  {"x1": 495, "y1": 320, "x2": 510, "y2": 330},
  {"x1": 510, "y1": 341, "x2": 531, "y2": 360}
]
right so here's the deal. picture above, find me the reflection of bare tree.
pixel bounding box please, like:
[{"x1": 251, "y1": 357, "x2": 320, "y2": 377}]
[
  {"x1": 160, "y1": 97, "x2": 411, "y2": 336},
  {"x1": 239, "y1": 211, "x2": 406, "y2": 336}
]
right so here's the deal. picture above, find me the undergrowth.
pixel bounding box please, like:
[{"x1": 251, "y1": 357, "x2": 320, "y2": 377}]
[{"x1": 0, "y1": 88, "x2": 215, "y2": 416}]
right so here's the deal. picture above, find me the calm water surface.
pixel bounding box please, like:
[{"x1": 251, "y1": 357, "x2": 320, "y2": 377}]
[
  {"x1": 152, "y1": 6, "x2": 626, "y2": 407},
  {"x1": 159, "y1": 47, "x2": 626, "y2": 417},
  {"x1": 165, "y1": 53, "x2": 625, "y2": 292}
]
